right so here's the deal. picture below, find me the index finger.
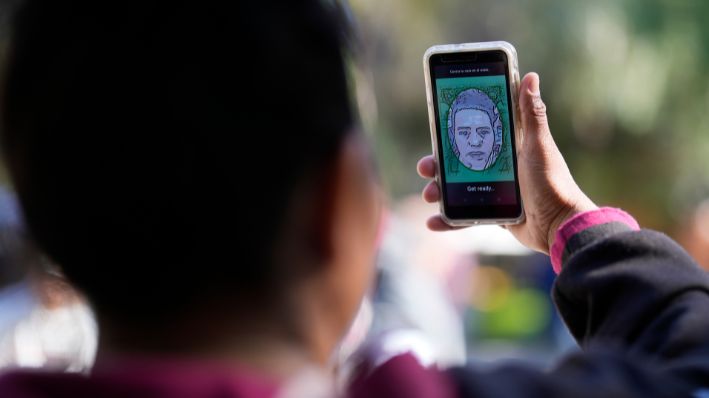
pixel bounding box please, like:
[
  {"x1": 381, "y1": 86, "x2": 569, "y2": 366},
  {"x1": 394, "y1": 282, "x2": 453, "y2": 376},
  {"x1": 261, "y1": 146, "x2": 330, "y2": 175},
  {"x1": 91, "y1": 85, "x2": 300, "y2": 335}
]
[{"x1": 416, "y1": 155, "x2": 436, "y2": 179}]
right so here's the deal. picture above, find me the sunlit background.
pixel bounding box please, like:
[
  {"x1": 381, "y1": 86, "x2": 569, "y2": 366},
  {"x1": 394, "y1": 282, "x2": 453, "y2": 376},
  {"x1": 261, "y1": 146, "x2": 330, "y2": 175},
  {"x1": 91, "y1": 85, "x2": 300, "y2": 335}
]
[
  {"x1": 1, "y1": 0, "x2": 709, "y2": 373},
  {"x1": 348, "y1": 0, "x2": 709, "y2": 365},
  {"x1": 352, "y1": 0, "x2": 709, "y2": 232}
]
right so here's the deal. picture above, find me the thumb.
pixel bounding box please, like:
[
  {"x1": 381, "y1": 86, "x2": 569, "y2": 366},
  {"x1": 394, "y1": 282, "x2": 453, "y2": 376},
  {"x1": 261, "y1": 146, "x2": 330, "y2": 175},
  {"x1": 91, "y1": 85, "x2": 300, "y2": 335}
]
[{"x1": 519, "y1": 72, "x2": 552, "y2": 145}]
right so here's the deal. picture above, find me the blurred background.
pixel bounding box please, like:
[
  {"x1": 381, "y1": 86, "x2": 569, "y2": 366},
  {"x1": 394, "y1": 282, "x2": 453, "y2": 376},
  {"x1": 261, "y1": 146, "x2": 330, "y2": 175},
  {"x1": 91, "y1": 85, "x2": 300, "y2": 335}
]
[
  {"x1": 346, "y1": 0, "x2": 709, "y2": 366},
  {"x1": 1, "y1": 0, "x2": 709, "y2": 373},
  {"x1": 351, "y1": 0, "x2": 709, "y2": 234}
]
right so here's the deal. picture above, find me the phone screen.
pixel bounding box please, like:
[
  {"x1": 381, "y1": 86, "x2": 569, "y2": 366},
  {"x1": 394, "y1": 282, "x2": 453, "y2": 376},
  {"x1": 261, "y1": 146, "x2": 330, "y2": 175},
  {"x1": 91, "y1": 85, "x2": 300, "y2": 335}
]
[{"x1": 428, "y1": 50, "x2": 522, "y2": 221}]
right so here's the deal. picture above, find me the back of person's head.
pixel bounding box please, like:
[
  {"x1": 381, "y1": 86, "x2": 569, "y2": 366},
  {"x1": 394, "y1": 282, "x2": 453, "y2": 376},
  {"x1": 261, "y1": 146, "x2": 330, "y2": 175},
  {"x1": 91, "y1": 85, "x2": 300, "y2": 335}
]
[{"x1": 1, "y1": 0, "x2": 364, "y2": 327}]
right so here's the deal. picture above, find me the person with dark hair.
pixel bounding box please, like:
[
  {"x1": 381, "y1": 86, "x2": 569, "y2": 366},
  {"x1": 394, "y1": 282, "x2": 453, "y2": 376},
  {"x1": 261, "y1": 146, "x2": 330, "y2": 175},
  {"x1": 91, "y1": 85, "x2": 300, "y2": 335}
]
[{"x1": 0, "y1": 0, "x2": 708, "y2": 397}]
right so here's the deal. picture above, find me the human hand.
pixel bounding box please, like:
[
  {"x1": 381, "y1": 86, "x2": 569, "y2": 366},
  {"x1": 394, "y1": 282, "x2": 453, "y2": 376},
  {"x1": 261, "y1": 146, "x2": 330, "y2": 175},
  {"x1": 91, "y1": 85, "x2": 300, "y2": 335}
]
[{"x1": 417, "y1": 72, "x2": 597, "y2": 254}]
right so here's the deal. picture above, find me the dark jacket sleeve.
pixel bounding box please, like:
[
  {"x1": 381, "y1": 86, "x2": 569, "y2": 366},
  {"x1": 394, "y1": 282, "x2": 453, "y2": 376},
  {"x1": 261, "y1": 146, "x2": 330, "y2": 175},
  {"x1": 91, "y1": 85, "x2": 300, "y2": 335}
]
[{"x1": 447, "y1": 228, "x2": 709, "y2": 398}]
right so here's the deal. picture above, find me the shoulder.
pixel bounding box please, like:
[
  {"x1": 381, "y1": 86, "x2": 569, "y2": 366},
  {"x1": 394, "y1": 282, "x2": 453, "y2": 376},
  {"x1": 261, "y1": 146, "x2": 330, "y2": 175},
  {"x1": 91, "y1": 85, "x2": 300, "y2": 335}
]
[{"x1": 348, "y1": 353, "x2": 456, "y2": 398}]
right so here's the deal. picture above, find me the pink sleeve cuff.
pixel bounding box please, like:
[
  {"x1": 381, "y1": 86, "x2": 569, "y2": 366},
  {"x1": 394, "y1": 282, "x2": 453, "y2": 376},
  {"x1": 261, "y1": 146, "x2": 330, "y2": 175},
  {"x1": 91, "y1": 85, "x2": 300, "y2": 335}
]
[{"x1": 550, "y1": 207, "x2": 640, "y2": 274}]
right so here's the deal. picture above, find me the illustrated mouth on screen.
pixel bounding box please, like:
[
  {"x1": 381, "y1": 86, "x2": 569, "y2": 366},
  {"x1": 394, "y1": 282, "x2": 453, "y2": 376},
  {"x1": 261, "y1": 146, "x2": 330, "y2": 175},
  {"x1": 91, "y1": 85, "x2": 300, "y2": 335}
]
[{"x1": 467, "y1": 151, "x2": 485, "y2": 158}]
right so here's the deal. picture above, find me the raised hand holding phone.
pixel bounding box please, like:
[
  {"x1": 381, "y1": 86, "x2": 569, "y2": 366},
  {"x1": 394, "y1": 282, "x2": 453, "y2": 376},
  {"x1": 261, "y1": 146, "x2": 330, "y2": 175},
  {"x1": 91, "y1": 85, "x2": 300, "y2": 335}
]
[{"x1": 419, "y1": 69, "x2": 597, "y2": 253}]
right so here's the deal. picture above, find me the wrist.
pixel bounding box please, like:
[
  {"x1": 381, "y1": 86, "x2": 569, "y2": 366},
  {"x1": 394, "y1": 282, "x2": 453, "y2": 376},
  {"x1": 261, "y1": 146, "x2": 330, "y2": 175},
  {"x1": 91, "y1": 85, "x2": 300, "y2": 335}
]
[{"x1": 546, "y1": 197, "x2": 598, "y2": 254}]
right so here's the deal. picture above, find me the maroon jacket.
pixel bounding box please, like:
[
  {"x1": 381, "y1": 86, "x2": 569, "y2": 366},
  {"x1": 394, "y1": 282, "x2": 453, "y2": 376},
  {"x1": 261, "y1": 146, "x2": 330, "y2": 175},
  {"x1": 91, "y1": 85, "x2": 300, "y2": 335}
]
[
  {"x1": 0, "y1": 354, "x2": 451, "y2": 398},
  {"x1": 0, "y1": 359, "x2": 281, "y2": 398}
]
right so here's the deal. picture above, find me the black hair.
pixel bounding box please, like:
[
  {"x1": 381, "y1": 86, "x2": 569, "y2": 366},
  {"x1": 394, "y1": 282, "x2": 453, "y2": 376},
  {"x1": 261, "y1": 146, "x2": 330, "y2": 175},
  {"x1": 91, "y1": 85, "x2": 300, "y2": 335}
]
[{"x1": 1, "y1": 0, "x2": 354, "y2": 320}]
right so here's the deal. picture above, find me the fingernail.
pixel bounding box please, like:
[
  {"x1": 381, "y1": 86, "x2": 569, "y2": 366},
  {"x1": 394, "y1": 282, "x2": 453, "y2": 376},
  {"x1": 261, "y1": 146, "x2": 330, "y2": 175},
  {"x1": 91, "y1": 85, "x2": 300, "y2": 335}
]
[{"x1": 529, "y1": 73, "x2": 540, "y2": 95}]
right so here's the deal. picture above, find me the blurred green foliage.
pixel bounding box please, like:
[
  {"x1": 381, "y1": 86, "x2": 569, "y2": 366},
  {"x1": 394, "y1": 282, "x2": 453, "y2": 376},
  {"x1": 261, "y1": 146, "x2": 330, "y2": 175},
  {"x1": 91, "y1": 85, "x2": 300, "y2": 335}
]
[{"x1": 351, "y1": 0, "x2": 709, "y2": 232}]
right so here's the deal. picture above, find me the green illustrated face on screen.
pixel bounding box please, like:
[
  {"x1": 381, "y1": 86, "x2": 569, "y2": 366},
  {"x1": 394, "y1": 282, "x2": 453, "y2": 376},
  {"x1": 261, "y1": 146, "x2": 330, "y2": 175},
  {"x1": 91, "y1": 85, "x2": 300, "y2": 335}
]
[{"x1": 437, "y1": 75, "x2": 514, "y2": 184}]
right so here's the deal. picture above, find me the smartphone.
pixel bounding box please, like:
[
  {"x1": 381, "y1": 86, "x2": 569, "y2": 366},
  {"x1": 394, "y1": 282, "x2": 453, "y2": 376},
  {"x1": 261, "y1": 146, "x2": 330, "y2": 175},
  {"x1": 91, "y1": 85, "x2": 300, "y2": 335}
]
[{"x1": 423, "y1": 41, "x2": 524, "y2": 226}]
